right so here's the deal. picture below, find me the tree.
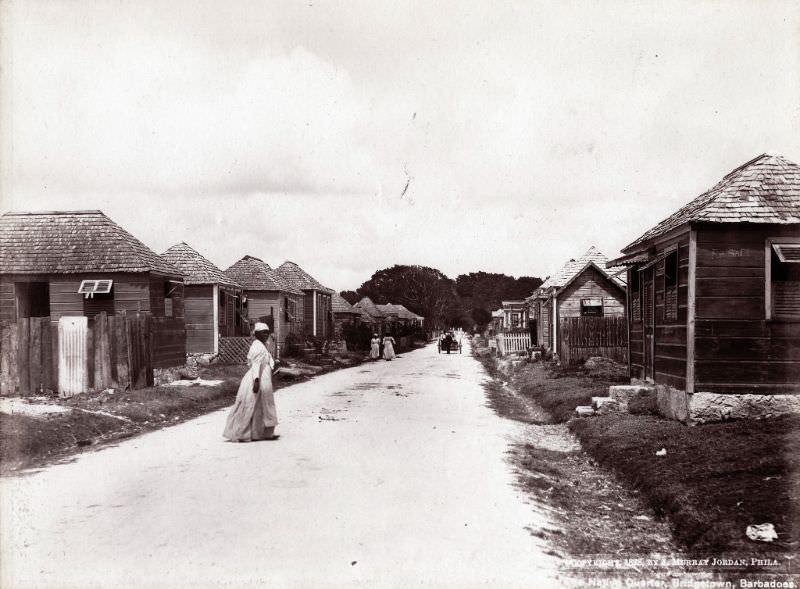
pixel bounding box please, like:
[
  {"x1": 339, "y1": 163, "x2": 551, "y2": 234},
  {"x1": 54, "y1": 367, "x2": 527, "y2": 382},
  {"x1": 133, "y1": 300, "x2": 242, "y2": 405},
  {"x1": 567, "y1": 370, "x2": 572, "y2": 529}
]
[
  {"x1": 339, "y1": 290, "x2": 361, "y2": 305},
  {"x1": 357, "y1": 265, "x2": 460, "y2": 328},
  {"x1": 470, "y1": 307, "x2": 492, "y2": 329}
]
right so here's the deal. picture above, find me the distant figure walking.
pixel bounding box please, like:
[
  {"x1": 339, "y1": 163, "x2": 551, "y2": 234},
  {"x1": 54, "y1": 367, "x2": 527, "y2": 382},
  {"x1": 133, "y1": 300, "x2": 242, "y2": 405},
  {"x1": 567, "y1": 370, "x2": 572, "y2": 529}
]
[
  {"x1": 369, "y1": 333, "x2": 381, "y2": 360},
  {"x1": 382, "y1": 335, "x2": 396, "y2": 360},
  {"x1": 223, "y1": 322, "x2": 279, "y2": 442}
]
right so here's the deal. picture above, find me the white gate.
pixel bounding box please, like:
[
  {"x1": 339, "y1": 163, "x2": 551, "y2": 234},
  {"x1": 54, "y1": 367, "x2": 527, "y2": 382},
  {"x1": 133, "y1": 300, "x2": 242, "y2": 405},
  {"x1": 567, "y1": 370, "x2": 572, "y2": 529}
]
[
  {"x1": 58, "y1": 316, "x2": 87, "y2": 398},
  {"x1": 497, "y1": 332, "x2": 530, "y2": 356}
]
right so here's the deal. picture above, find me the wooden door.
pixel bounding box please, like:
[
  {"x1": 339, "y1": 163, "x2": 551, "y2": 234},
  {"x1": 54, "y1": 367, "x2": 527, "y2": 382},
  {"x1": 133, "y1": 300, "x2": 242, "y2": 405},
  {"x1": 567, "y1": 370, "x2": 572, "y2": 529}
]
[{"x1": 643, "y1": 267, "x2": 655, "y2": 381}]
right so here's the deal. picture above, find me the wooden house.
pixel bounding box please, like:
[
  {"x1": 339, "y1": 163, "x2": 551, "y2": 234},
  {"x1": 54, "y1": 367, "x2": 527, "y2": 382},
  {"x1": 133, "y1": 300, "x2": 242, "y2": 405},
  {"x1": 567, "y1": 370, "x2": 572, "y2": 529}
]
[
  {"x1": 526, "y1": 246, "x2": 626, "y2": 355},
  {"x1": 276, "y1": 261, "x2": 334, "y2": 340},
  {"x1": 609, "y1": 153, "x2": 800, "y2": 417},
  {"x1": 331, "y1": 292, "x2": 362, "y2": 339},
  {"x1": 161, "y1": 242, "x2": 246, "y2": 355},
  {"x1": 354, "y1": 297, "x2": 387, "y2": 333},
  {"x1": 499, "y1": 300, "x2": 529, "y2": 331},
  {"x1": 392, "y1": 304, "x2": 424, "y2": 328},
  {"x1": 224, "y1": 255, "x2": 304, "y2": 357},
  {"x1": 0, "y1": 210, "x2": 185, "y2": 322}
]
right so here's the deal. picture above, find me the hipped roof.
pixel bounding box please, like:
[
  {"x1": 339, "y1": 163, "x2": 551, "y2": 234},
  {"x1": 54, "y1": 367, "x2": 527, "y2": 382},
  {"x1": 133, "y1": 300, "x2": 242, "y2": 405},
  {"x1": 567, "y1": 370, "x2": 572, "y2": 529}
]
[
  {"x1": 276, "y1": 261, "x2": 334, "y2": 294},
  {"x1": 354, "y1": 297, "x2": 385, "y2": 319},
  {"x1": 161, "y1": 242, "x2": 241, "y2": 287},
  {"x1": 623, "y1": 153, "x2": 800, "y2": 252},
  {"x1": 332, "y1": 292, "x2": 360, "y2": 315},
  {"x1": 224, "y1": 255, "x2": 302, "y2": 293},
  {"x1": 0, "y1": 210, "x2": 182, "y2": 276}
]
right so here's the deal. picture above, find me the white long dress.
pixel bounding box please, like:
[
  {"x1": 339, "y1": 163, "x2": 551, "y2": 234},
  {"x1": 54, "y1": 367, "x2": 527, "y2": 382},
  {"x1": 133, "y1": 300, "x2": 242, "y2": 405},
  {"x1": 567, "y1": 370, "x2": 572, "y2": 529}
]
[
  {"x1": 222, "y1": 339, "x2": 277, "y2": 441},
  {"x1": 382, "y1": 336, "x2": 396, "y2": 360}
]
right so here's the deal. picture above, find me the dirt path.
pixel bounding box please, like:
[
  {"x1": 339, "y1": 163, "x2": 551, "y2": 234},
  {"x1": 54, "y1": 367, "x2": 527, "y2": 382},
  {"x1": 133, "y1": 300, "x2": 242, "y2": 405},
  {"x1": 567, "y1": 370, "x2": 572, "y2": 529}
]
[
  {"x1": 482, "y1": 361, "x2": 686, "y2": 581},
  {"x1": 1, "y1": 342, "x2": 564, "y2": 589}
]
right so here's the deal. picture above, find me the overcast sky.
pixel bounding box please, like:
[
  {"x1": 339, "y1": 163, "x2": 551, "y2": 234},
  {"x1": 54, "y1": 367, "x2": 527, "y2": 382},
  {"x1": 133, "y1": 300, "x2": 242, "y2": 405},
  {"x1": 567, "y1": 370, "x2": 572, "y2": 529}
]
[{"x1": 2, "y1": 0, "x2": 799, "y2": 291}]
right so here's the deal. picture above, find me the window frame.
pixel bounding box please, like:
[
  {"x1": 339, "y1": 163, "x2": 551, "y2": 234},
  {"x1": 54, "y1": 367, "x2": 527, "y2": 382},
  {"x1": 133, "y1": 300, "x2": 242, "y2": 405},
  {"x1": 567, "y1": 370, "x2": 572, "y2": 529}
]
[
  {"x1": 580, "y1": 298, "x2": 604, "y2": 317},
  {"x1": 766, "y1": 237, "x2": 800, "y2": 321}
]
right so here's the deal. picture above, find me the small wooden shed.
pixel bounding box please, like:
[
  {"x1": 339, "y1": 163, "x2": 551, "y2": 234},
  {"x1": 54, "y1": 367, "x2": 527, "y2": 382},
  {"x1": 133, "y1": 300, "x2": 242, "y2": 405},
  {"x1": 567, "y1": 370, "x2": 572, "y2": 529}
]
[
  {"x1": 609, "y1": 153, "x2": 800, "y2": 402},
  {"x1": 276, "y1": 261, "x2": 334, "y2": 340},
  {"x1": 526, "y1": 246, "x2": 626, "y2": 355},
  {"x1": 161, "y1": 242, "x2": 246, "y2": 355},
  {"x1": 224, "y1": 255, "x2": 304, "y2": 357},
  {"x1": 0, "y1": 210, "x2": 185, "y2": 322}
]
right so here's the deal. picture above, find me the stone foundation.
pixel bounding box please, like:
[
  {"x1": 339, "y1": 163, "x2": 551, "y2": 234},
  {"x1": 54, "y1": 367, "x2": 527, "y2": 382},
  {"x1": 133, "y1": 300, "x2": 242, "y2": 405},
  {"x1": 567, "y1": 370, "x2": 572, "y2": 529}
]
[
  {"x1": 688, "y1": 392, "x2": 800, "y2": 424},
  {"x1": 609, "y1": 385, "x2": 654, "y2": 412},
  {"x1": 647, "y1": 385, "x2": 800, "y2": 424}
]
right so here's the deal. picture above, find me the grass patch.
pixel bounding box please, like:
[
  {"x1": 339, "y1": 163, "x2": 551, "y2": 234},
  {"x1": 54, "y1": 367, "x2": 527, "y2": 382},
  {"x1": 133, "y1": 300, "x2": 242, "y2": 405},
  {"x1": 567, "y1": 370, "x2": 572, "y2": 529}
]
[
  {"x1": 569, "y1": 413, "x2": 800, "y2": 553},
  {"x1": 511, "y1": 362, "x2": 618, "y2": 423}
]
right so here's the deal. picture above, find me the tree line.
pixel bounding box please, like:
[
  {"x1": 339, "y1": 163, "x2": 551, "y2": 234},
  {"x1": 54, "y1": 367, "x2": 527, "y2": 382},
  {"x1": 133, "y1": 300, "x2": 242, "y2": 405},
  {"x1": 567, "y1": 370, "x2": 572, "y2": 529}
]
[{"x1": 341, "y1": 265, "x2": 543, "y2": 330}]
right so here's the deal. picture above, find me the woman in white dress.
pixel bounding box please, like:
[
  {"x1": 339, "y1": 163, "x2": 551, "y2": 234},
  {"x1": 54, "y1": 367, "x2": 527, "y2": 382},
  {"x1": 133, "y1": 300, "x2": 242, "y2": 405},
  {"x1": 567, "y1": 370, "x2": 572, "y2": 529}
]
[
  {"x1": 223, "y1": 322, "x2": 279, "y2": 442},
  {"x1": 382, "y1": 334, "x2": 396, "y2": 360},
  {"x1": 369, "y1": 333, "x2": 381, "y2": 360}
]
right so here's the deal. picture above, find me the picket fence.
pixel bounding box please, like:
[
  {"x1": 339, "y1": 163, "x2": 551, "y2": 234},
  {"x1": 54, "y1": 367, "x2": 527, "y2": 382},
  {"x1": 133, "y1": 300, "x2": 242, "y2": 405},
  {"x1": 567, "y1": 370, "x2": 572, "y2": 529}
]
[{"x1": 495, "y1": 331, "x2": 532, "y2": 356}]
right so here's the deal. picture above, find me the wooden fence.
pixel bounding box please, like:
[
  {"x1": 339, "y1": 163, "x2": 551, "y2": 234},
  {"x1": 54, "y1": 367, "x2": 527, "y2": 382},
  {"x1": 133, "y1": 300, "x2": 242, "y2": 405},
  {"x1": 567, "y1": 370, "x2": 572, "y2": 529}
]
[
  {"x1": 0, "y1": 312, "x2": 186, "y2": 397},
  {"x1": 558, "y1": 316, "x2": 627, "y2": 366},
  {"x1": 495, "y1": 331, "x2": 532, "y2": 356}
]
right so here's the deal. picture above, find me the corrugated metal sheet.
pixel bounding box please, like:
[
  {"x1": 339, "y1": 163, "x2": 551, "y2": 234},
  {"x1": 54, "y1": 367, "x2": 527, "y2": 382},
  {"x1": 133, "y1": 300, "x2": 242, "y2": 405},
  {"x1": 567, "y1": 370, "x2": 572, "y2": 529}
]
[{"x1": 58, "y1": 316, "x2": 87, "y2": 398}]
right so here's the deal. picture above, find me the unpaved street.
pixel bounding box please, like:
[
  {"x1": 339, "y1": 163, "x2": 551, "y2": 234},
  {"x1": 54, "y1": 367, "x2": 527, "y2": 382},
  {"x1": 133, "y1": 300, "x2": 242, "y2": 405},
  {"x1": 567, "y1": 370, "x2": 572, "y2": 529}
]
[{"x1": 1, "y1": 343, "x2": 560, "y2": 589}]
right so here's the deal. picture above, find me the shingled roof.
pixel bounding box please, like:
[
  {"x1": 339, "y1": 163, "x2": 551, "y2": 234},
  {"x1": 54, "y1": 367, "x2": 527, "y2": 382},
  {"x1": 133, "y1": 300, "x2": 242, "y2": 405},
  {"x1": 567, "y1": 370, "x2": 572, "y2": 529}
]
[
  {"x1": 0, "y1": 210, "x2": 182, "y2": 275},
  {"x1": 538, "y1": 247, "x2": 609, "y2": 290},
  {"x1": 224, "y1": 255, "x2": 302, "y2": 293},
  {"x1": 354, "y1": 297, "x2": 385, "y2": 319},
  {"x1": 332, "y1": 292, "x2": 361, "y2": 315},
  {"x1": 161, "y1": 242, "x2": 241, "y2": 287},
  {"x1": 623, "y1": 153, "x2": 800, "y2": 252},
  {"x1": 276, "y1": 261, "x2": 334, "y2": 294}
]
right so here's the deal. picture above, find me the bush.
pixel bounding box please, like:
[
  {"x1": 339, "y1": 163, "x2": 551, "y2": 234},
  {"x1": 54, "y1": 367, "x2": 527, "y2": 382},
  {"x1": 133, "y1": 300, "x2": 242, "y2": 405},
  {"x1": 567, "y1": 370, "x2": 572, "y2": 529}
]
[{"x1": 342, "y1": 322, "x2": 373, "y2": 351}]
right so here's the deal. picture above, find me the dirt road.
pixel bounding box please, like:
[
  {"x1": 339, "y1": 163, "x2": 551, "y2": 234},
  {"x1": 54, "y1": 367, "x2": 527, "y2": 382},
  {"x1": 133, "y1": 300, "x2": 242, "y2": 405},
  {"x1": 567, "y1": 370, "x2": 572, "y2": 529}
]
[{"x1": 1, "y1": 342, "x2": 560, "y2": 589}]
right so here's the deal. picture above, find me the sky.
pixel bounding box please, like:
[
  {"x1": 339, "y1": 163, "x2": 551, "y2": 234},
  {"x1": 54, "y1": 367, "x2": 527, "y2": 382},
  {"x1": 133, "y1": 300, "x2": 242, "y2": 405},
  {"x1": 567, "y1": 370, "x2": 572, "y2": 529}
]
[{"x1": 1, "y1": 0, "x2": 799, "y2": 291}]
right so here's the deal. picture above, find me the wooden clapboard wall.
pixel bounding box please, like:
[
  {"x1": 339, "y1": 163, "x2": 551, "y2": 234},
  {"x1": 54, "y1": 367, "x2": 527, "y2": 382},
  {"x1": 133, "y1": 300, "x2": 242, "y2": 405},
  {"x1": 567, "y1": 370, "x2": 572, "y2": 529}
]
[{"x1": 693, "y1": 224, "x2": 800, "y2": 394}]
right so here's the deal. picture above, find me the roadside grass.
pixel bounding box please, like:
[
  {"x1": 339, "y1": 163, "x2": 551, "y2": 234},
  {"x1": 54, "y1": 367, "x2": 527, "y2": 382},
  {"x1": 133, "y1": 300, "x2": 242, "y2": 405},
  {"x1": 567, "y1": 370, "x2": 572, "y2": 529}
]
[
  {"x1": 511, "y1": 362, "x2": 620, "y2": 423},
  {"x1": 477, "y1": 350, "x2": 800, "y2": 556},
  {"x1": 477, "y1": 353, "x2": 679, "y2": 561},
  {"x1": 569, "y1": 413, "x2": 800, "y2": 554}
]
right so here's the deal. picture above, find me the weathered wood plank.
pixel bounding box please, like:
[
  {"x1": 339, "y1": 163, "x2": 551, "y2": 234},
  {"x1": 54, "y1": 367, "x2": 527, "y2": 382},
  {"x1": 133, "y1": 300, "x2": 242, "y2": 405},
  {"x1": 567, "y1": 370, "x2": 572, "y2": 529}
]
[
  {"x1": 694, "y1": 320, "x2": 799, "y2": 339},
  {"x1": 696, "y1": 360, "x2": 800, "y2": 384},
  {"x1": 695, "y1": 337, "x2": 800, "y2": 361},
  {"x1": 696, "y1": 242, "x2": 763, "y2": 268},
  {"x1": 28, "y1": 318, "x2": 43, "y2": 393},
  {"x1": 696, "y1": 296, "x2": 763, "y2": 320},
  {"x1": 696, "y1": 277, "x2": 763, "y2": 298},
  {"x1": 17, "y1": 319, "x2": 30, "y2": 395},
  {"x1": 115, "y1": 315, "x2": 129, "y2": 390}
]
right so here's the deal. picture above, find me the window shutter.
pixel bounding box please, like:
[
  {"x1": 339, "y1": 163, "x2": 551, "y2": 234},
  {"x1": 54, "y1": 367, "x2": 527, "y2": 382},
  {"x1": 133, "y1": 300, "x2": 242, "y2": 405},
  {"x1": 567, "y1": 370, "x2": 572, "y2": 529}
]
[
  {"x1": 773, "y1": 244, "x2": 800, "y2": 263},
  {"x1": 773, "y1": 282, "x2": 800, "y2": 319}
]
